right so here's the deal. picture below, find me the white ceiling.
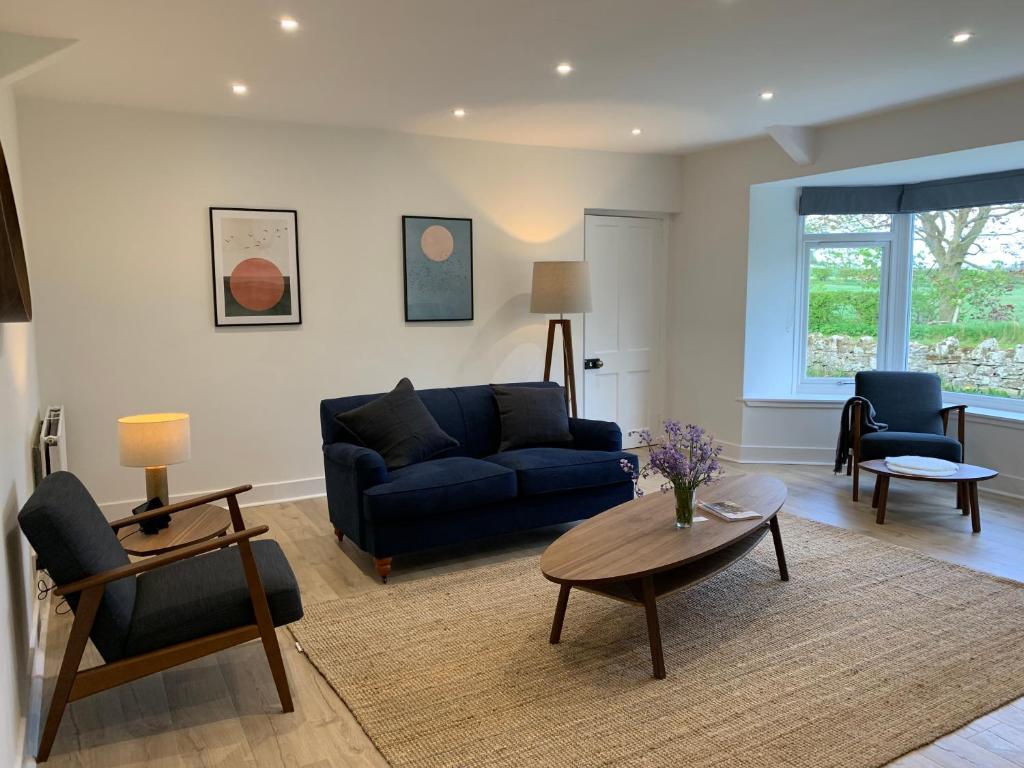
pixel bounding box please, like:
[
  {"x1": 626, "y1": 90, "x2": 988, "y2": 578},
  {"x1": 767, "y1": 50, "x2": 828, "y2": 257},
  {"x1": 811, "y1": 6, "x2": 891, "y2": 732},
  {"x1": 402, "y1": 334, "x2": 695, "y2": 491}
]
[{"x1": 2, "y1": 0, "x2": 1024, "y2": 154}]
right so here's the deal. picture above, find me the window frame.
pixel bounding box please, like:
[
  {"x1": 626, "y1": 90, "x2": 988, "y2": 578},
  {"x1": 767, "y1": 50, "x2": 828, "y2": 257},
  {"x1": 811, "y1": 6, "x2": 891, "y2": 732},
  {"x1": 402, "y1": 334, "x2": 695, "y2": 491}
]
[{"x1": 795, "y1": 211, "x2": 1024, "y2": 414}]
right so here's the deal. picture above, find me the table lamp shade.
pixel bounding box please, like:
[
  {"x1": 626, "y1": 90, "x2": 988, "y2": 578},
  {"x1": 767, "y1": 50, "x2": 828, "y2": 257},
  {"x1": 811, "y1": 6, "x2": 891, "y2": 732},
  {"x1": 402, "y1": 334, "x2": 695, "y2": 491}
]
[
  {"x1": 530, "y1": 261, "x2": 592, "y2": 314},
  {"x1": 118, "y1": 413, "x2": 191, "y2": 468}
]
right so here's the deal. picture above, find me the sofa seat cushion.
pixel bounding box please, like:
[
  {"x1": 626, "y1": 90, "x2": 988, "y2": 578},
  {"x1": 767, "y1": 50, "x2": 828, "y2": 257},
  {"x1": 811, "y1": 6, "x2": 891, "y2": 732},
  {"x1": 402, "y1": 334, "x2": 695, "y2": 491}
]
[
  {"x1": 125, "y1": 540, "x2": 303, "y2": 658},
  {"x1": 859, "y1": 431, "x2": 962, "y2": 463},
  {"x1": 363, "y1": 457, "x2": 517, "y2": 524},
  {"x1": 484, "y1": 448, "x2": 637, "y2": 496}
]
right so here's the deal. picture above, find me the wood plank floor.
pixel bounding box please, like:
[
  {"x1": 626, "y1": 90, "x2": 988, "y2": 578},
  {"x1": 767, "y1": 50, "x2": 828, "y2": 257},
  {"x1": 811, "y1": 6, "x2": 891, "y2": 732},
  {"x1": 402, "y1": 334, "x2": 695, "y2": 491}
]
[{"x1": 38, "y1": 463, "x2": 1024, "y2": 767}]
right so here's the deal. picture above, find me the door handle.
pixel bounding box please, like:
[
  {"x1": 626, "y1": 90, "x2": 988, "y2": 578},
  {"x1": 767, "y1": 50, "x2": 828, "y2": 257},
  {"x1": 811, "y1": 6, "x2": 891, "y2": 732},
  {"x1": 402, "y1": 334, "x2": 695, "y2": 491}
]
[{"x1": 584, "y1": 358, "x2": 604, "y2": 370}]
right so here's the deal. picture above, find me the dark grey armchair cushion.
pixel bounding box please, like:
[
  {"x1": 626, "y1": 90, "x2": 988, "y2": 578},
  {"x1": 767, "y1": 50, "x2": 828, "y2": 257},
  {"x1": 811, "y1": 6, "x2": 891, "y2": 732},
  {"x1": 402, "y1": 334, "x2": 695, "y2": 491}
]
[
  {"x1": 859, "y1": 431, "x2": 962, "y2": 462},
  {"x1": 125, "y1": 540, "x2": 303, "y2": 657},
  {"x1": 855, "y1": 371, "x2": 945, "y2": 434},
  {"x1": 18, "y1": 471, "x2": 135, "y2": 662}
]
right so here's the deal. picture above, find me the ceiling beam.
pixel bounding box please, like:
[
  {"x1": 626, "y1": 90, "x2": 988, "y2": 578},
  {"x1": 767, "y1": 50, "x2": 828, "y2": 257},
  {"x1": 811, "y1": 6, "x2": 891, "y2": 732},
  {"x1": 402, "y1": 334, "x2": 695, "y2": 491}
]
[{"x1": 766, "y1": 125, "x2": 817, "y2": 166}]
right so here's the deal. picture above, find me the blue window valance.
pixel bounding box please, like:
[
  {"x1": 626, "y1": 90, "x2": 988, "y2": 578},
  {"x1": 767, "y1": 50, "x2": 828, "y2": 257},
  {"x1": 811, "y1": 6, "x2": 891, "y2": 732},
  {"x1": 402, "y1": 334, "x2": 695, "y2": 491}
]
[{"x1": 799, "y1": 168, "x2": 1024, "y2": 215}]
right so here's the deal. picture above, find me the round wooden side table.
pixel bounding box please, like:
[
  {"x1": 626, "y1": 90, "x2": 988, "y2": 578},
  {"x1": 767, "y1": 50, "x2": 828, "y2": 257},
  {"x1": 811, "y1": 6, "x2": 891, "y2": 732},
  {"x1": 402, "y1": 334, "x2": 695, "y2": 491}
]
[
  {"x1": 858, "y1": 459, "x2": 997, "y2": 533},
  {"x1": 119, "y1": 503, "x2": 232, "y2": 556}
]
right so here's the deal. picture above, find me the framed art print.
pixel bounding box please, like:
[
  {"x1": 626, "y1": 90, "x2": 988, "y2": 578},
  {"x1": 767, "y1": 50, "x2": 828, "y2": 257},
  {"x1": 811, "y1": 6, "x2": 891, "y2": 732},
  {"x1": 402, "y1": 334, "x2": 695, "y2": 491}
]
[
  {"x1": 210, "y1": 207, "x2": 301, "y2": 326},
  {"x1": 402, "y1": 215, "x2": 473, "y2": 321}
]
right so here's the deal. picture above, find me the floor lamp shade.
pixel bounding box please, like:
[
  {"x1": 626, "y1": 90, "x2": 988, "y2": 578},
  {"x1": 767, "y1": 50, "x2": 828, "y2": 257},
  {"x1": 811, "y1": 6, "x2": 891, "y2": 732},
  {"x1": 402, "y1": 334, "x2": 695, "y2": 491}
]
[
  {"x1": 530, "y1": 261, "x2": 592, "y2": 315},
  {"x1": 118, "y1": 413, "x2": 191, "y2": 510}
]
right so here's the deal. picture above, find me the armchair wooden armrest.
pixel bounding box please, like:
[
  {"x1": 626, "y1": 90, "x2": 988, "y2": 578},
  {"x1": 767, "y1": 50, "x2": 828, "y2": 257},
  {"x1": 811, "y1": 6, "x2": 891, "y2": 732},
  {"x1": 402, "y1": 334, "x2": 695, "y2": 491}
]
[
  {"x1": 109, "y1": 484, "x2": 253, "y2": 531},
  {"x1": 940, "y1": 404, "x2": 967, "y2": 456},
  {"x1": 56, "y1": 524, "x2": 269, "y2": 596}
]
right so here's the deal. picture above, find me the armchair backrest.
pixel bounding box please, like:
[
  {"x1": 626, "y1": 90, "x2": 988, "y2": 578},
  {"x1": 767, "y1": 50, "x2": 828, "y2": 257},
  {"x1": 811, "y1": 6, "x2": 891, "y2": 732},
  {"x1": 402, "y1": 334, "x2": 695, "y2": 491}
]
[
  {"x1": 854, "y1": 371, "x2": 945, "y2": 435},
  {"x1": 320, "y1": 381, "x2": 561, "y2": 458},
  {"x1": 19, "y1": 472, "x2": 135, "y2": 662}
]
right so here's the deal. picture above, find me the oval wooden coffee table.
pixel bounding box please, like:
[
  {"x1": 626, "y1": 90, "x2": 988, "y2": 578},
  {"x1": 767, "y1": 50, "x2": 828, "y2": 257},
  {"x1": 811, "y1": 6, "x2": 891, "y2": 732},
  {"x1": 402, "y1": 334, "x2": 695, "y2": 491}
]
[
  {"x1": 541, "y1": 474, "x2": 788, "y2": 679},
  {"x1": 858, "y1": 459, "x2": 997, "y2": 533}
]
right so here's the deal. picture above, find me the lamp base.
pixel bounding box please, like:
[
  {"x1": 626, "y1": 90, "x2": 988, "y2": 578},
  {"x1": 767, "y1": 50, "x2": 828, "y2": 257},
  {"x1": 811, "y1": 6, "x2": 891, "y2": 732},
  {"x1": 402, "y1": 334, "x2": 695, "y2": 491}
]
[{"x1": 542, "y1": 318, "x2": 578, "y2": 417}]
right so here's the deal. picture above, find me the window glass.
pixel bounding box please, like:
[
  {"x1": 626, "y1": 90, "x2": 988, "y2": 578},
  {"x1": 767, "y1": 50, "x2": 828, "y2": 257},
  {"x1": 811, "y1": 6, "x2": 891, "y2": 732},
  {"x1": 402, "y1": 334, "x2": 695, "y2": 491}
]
[
  {"x1": 909, "y1": 204, "x2": 1024, "y2": 400},
  {"x1": 805, "y1": 245, "x2": 883, "y2": 378},
  {"x1": 804, "y1": 214, "x2": 892, "y2": 235}
]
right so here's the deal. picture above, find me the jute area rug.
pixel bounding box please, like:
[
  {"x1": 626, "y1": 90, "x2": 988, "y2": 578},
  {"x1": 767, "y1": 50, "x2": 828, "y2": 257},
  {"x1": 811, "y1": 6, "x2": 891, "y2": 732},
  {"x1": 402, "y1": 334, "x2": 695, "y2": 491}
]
[{"x1": 290, "y1": 514, "x2": 1024, "y2": 768}]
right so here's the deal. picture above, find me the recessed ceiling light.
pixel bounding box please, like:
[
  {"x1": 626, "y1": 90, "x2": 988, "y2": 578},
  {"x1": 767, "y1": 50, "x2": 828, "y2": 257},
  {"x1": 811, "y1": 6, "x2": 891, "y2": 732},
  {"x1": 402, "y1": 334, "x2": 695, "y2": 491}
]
[
  {"x1": 631, "y1": 128, "x2": 642, "y2": 136},
  {"x1": 556, "y1": 62, "x2": 573, "y2": 76},
  {"x1": 951, "y1": 31, "x2": 973, "y2": 44},
  {"x1": 231, "y1": 82, "x2": 248, "y2": 95},
  {"x1": 453, "y1": 108, "x2": 466, "y2": 118},
  {"x1": 280, "y1": 16, "x2": 299, "y2": 32},
  {"x1": 760, "y1": 90, "x2": 775, "y2": 101}
]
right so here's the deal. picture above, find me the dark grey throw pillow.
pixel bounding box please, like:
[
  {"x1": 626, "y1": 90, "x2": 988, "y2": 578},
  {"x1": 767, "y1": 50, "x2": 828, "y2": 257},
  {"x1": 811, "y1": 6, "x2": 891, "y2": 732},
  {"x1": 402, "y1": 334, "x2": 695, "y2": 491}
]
[
  {"x1": 491, "y1": 385, "x2": 573, "y2": 452},
  {"x1": 335, "y1": 378, "x2": 459, "y2": 469}
]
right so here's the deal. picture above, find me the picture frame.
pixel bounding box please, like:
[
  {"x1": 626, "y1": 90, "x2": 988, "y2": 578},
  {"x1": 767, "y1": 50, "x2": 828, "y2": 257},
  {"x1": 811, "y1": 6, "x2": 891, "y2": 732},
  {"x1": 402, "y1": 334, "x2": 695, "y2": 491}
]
[
  {"x1": 402, "y1": 215, "x2": 473, "y2": 322},
  {"x1": 209, "y1": 207, "x2": 301, "y2": 326}
]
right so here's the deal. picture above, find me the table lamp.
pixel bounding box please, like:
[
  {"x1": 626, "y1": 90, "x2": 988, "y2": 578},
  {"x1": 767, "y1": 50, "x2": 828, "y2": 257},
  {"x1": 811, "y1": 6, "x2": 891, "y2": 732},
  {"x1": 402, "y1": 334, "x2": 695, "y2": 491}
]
[
  {"x1": 118, "y1": 413, "x2": 191, "y2": 526},
  {"x1": 530, "y1": 261, "x2": 592, "y2": 417}
]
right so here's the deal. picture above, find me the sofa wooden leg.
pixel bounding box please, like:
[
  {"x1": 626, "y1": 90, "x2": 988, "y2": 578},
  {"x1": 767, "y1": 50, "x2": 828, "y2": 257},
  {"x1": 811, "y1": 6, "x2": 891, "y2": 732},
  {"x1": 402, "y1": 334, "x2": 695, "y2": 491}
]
[
  {"x1": 373, "y1": 557, "x2": 393, "y2": 583},
  {"x1": 333, "y1": 527, "x2": 344, "y2": 542}
]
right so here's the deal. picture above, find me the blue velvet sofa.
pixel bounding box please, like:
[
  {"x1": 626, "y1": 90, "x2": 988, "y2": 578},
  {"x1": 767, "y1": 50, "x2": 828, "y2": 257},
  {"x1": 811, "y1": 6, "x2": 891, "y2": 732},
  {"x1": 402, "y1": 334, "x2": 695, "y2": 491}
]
[{"x1": 320, "y1": 381, "x2": 638, "y2": 581}]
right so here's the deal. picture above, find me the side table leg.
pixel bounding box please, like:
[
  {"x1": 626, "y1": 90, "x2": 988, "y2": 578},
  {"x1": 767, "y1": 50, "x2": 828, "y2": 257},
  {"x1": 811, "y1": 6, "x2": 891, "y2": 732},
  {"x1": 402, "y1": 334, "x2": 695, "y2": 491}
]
[
  {"x1": 640, "y1": 576, "x2": 666, "y2": 680},
  {"x1": 549, "y1": 584, "x2": 571, "y2": 644},
  {"x1": 769, "y1": 516, "x2": 789, "y2": 582},
  {"x1": 876, "y1": 476, "x2": 890, "y2": 525},
  {"x1": 969, "y1": 482, "x2": 981, "y2": 534}
]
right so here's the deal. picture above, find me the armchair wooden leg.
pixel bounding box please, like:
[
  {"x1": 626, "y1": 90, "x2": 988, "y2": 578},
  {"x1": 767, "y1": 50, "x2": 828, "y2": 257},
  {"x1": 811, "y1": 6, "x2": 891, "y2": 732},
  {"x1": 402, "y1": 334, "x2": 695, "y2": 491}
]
[
  {"x1": 230, "y1": 496, "x2": 294, "y2": 713},
  {"x1": 852, "y1": 461, "x2": 860, "y2": 502},
  {"x1": 846, "y1": 455, "x2": 852, "y2": 476},
  {"x1": 373, "y1": 557, "x2": 393, "y2": 583},
  {"x1": 38, "y1": 586, "x2": 103, "y2": 762}
]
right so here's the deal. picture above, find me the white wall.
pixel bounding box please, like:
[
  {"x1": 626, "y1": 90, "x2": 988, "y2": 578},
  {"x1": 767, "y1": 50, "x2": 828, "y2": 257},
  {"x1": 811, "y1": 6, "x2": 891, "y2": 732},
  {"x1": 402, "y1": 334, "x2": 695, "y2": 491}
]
[
  {"x1": 669, "y1": 79, "x2": 1024, "y2": 496},
  {"x1": 0, "y1": 81, "x2": 41, "y2": 768},
  {"x1": 17, "y1": 99, "x2": 684, "y2": 513}
]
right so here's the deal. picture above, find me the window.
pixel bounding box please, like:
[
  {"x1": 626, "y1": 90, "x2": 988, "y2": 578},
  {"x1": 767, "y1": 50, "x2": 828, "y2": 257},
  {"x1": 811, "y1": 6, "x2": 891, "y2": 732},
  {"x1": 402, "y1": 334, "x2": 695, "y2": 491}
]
[{"x1": 798, "y1": 204, "x2": 1024, "y2": 408}]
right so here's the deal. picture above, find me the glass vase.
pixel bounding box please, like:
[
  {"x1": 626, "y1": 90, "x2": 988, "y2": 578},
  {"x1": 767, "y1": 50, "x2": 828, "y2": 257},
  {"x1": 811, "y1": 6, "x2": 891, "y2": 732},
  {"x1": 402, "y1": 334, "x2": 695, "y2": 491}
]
[{"x1": 674, "y1": 485, "x2": 695, "y2": 528}]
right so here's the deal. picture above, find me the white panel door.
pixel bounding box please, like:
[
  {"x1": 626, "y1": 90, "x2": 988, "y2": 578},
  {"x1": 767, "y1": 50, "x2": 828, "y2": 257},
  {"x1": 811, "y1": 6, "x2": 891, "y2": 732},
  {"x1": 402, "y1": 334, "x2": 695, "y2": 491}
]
[{"x1": 583, "y1": 215, "x2": 662, "y2": 449}]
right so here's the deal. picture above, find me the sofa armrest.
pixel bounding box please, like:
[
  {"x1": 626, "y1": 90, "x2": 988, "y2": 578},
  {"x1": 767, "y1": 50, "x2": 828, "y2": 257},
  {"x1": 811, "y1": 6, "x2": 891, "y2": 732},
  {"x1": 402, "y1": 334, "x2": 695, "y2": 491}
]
[
  {"x1": 569, "y1": 417, "x2": 623, "y2": 452},
  {"x1": 322, "y1": 443, "x2": 388, "y2": 548}
]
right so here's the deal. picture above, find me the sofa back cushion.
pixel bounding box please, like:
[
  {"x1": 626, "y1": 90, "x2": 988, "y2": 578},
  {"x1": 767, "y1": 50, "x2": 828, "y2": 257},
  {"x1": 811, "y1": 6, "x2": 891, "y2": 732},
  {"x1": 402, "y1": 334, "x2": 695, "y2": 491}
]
[{"x1": 321, "y1": 381, "x2": 561, "y2": 458}]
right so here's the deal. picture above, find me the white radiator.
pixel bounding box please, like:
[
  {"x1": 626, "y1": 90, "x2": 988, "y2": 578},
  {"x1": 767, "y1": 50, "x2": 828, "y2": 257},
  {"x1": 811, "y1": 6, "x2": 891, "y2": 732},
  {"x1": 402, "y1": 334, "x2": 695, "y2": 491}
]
[{"x1": 39, "y1": 405, "x2": 67, "y2": 476}]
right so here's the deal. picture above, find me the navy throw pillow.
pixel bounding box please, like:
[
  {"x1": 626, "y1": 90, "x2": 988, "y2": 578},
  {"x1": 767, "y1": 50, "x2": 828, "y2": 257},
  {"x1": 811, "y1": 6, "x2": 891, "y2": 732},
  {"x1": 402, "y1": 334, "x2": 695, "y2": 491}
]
[
  {"x1": 335, "y1": 378, "x2": 459, "y2": 469},
  {"x1": 491, "y1": 385, "x2": 573, "y2": 452}
]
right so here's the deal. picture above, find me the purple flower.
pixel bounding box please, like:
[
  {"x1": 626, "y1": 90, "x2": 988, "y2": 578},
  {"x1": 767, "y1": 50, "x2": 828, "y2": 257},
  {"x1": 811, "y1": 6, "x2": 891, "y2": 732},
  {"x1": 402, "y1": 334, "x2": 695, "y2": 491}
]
[{"x1": 621, "y1": 420, "x2": 724, "y2": 496}]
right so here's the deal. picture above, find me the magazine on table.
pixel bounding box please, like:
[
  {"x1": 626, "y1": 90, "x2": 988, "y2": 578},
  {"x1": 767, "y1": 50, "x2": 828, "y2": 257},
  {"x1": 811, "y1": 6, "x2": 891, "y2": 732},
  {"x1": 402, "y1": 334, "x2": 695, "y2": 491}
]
[{"x1": 698, "y1": 500, "x2": 762, "y2": 522}]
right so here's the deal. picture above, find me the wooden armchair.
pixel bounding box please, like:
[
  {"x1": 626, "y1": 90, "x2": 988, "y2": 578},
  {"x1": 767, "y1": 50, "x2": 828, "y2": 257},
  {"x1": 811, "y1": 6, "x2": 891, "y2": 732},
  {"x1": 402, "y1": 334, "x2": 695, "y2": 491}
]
[
  {"x1": 847, "y1": 371, "x2": 967, "y2": 501},
  {"x1": 18, "y1": 472, "x2": 303, "y2": 762}
]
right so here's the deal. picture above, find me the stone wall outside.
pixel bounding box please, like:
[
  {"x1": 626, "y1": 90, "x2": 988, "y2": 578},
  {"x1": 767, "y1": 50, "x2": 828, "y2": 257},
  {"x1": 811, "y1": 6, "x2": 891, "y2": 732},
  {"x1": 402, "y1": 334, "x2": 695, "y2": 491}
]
[{"x1": 807, "y1": 333, "x2": 1024, "y2": 397}]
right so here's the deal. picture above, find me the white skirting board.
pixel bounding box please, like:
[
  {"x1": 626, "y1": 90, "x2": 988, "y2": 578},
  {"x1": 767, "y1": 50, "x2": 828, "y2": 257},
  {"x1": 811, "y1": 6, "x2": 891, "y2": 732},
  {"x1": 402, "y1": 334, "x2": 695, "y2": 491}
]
[{"x1": 98, "y1": 475, "x2": 327, "y2": 519}]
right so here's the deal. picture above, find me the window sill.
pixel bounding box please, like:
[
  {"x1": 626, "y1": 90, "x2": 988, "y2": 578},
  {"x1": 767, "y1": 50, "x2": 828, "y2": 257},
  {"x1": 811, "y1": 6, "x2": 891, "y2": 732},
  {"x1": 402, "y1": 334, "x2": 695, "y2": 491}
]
[{"x1": 742, "y1": 396, "x2": 1024, "y2": 428}]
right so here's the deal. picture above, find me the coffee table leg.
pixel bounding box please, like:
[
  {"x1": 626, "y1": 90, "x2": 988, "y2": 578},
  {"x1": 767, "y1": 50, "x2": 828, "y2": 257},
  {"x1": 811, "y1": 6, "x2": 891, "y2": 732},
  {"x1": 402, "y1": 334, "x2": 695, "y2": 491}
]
[
  {"x1": 769, "y1": 516, "x2": 789, "y2": 582},
  {"x1": 969, "y1": 482, "x2": 981, "y2": 534},
  {"x1": 871, "y1": 477, "x2": 881, "y2": 509},
  {"x1": 549, "y1": 584, "x2": 571, "y2": 644},
  {"x1": 640, "y1": 576, "x2": 666, "y2": 680},
  {"x1": 875, "y1": 475, "x2": 890, "y2": 525}
]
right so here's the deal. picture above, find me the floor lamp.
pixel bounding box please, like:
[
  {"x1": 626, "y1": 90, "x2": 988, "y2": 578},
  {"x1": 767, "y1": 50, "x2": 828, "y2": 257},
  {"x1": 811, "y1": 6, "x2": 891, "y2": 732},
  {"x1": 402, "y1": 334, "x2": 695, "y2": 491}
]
[{"x1": 530, "y1": 261, "x2": 593, "y2": 418}]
